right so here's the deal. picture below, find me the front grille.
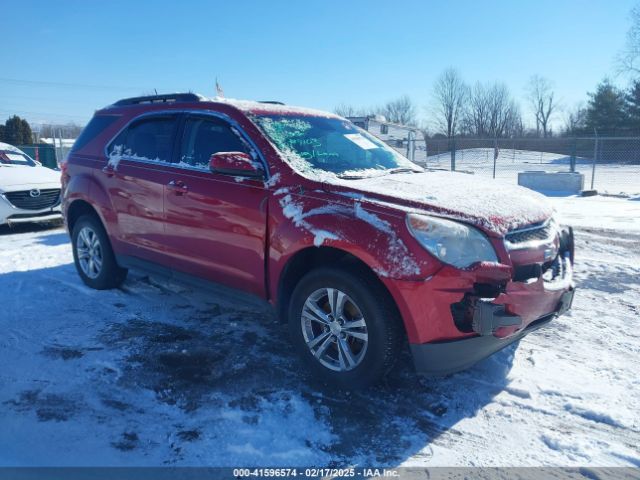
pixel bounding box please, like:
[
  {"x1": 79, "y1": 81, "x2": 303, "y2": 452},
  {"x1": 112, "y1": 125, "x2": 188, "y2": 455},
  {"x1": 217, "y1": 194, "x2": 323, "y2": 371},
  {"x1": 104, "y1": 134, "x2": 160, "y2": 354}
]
[
  {"x1": 505, "y1": 222, "x2": 553, "y2": 245},
  {"x1": 3, "y1": 189, "x2": 61, "y2": 210}
]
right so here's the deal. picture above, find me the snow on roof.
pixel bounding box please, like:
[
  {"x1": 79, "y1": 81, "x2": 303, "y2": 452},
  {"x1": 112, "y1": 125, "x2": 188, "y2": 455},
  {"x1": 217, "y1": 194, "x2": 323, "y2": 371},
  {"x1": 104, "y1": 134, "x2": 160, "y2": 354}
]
[
  {"x1": 40, "y1": 138, "x2": 76, "y2": 147},
  {"x1": 206, "y1": 96, "x2": 339, "y2": 118},
  {"x1": 105, "y1": 92, "x2": 340, "y2": 119}
]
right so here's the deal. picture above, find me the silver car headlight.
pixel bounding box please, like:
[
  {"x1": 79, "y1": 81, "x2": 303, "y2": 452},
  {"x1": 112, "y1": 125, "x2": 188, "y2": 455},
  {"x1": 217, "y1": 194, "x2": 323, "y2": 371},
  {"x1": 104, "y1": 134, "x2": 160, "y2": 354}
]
[{"x1": 406, "y1": 214, "x2": 498, "y2": 268}]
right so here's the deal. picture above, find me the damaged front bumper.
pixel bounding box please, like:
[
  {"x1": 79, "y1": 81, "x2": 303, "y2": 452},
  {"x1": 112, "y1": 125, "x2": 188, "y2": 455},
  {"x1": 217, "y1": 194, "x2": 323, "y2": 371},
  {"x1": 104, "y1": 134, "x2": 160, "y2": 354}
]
[
  {"x1": 410, "y1": 286, "x2": 575, "y2": 376},
  {"x1": 407, "y1": 227, "x2": 576, "y2": 376}
]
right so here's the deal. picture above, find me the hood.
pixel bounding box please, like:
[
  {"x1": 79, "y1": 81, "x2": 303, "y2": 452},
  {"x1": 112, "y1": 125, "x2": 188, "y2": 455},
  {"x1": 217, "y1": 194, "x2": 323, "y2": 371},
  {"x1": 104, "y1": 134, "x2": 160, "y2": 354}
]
[
  {"x1": 329, "y1": 170, "x2": 553, "y2": 236},
  {"x1": 0, "y1": 165, "x2": 61, "y2": 190}
]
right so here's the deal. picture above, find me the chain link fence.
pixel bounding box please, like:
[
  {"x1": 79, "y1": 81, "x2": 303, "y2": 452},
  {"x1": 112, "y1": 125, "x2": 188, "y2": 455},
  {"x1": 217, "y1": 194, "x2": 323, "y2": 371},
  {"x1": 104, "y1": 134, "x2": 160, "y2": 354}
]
[
  {"x1": 384, "y1": 136, "x2": 640, "y2": 196},
  {"x1": 17, "y1": 130, "x2": 640, "y2": 196}
]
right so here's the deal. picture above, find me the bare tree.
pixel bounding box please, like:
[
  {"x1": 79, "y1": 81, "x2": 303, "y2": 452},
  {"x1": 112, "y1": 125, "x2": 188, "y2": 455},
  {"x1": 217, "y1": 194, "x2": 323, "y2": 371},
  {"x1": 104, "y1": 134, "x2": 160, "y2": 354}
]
[
  {"x1": 431, "y1": 68, "x2": 468, "y2": 138},
  {"x1": 463, "y1": 82, "x2": 521, "y2": 138},
  {"x1": 526, "y1": 75, "x2": 557, "y2": 137},
  {"x1": 562, "y1": 103, "x2": 587, "y2": 135},
  {"x1": 463, "y1": 82, "x2": 490, "y2": 137},
  {"x1": 36, "y1": 122, "x2": 84, "y2": 140},
  {"x1": 380, "y1": 95, "x2": 417, "y2": 125},
  {"x1": 334, "y1": 103, "x2": 359, "y2": 117},
  {"x1": 487, "y1": 82, "x2": 512, "y2": 137},
  {"x1": 618, "y1": 4, "x2": 640, "y2": 75}
]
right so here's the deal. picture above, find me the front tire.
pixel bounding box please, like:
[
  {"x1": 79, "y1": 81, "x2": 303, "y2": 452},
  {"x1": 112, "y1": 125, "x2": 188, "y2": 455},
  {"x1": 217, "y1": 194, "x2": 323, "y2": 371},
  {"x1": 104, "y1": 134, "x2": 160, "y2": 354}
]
[
  {"x1": 288, "y1": 266, "x2": 403, "y2": 389},
  {"x1": 72, "y1": 214, "x2": 127, "y2": 290}
]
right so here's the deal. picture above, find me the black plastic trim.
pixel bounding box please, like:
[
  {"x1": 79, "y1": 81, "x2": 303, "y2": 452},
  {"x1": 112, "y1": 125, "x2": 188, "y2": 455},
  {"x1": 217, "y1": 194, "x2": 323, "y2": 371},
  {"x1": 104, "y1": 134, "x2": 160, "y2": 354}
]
[
  {"x1": 113, "y1": 93, "x2": 203, "y2": 106},
  {"x1": 410, "y1": 314, "x2": 555, "y2": 377},
  {"x1": 115, "y1": 254, "x2": 269, "y2": 309}
]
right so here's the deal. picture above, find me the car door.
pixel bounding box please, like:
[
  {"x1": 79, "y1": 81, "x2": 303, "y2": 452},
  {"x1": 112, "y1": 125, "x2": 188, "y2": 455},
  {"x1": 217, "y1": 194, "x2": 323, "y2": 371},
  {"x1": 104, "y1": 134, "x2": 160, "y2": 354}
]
[
  {"x1": 103, "y1": 113, "x2": 179, "y2": 264},
  {"x1": 163, "y1": 113, "x2": 269, "y2": 297}
]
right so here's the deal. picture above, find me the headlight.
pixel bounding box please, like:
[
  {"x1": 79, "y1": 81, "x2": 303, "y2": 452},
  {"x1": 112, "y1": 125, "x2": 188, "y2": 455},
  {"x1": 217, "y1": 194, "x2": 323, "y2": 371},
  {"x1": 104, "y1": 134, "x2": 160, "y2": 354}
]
[{"x1": 406, "y1": 214, "x2": 498, "y2": 268}]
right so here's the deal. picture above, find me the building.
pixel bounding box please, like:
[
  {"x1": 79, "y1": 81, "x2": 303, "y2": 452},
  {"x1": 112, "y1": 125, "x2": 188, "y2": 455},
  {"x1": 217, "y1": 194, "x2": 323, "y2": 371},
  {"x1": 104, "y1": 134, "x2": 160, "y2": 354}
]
[{"x1": 347, "y1": 115, "x2": 426, "y2": 164}]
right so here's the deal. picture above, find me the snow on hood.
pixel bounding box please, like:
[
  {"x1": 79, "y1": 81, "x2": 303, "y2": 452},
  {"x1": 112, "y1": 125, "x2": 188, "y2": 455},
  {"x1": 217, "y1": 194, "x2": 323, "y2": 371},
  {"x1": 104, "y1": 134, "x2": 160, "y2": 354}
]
[
  {"x1": 0, "y1": 164, "x2": 61, "y2": 189},
  {"x1": 331, "y1": 171, "x2": 553, "y2": 235}
]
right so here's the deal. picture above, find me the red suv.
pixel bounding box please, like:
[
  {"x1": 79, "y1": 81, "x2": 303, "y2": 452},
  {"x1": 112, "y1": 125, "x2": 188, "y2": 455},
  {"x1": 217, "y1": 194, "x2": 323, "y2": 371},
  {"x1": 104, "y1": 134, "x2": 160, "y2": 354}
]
[{"x1": 62, "y1": 93, "x2": 575, "y2": 388}]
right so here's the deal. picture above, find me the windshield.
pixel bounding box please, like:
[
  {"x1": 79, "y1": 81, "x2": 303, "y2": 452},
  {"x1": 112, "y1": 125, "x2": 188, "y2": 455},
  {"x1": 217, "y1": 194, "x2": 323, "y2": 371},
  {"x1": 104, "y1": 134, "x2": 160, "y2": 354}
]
[
  {"x1": 0, "y1": 151, "x2": 36, "y2": 167},
  {"x1": 253, "y1": 114, "x2": 421, "y2": 178}
]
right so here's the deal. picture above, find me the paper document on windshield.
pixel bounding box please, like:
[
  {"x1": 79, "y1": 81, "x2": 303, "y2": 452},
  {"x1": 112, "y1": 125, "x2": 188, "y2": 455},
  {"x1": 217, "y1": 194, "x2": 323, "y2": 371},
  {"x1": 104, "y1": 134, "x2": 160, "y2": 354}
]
[{"x1": 344, "y1": 133, "x2": 378, "y2": 150}]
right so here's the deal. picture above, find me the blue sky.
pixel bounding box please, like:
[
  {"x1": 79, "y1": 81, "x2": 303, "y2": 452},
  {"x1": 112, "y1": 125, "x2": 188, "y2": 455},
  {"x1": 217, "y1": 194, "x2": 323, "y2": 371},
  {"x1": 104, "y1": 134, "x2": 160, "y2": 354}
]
[{"x1": 1, "y1": 0, "x2": 636, "y2": 130}]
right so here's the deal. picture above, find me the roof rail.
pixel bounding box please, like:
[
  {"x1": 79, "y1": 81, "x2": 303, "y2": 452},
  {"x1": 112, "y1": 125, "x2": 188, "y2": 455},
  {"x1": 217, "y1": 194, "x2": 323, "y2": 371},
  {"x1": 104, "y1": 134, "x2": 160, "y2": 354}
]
[
  {"x1": 113, "y1": 93, "x2": 204, "y2": 106},
  {"x1": 258, "y1": 100, "x2": 285, "y2": 105}
]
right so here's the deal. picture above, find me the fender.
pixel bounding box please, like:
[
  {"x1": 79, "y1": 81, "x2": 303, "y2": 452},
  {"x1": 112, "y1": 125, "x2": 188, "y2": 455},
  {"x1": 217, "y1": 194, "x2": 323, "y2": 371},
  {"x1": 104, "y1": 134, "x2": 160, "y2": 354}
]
[
  {"x1": 267, "y1": 189, "x2": 443, "y2": 305},
  {"x1": 64, "y1": 170, "x2": 120, "y2": 241}
]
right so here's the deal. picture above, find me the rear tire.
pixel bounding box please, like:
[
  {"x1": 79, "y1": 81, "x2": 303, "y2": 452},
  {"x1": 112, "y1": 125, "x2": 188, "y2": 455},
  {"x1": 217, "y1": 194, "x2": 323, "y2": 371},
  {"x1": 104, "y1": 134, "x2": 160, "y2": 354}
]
[
  {"x1": 71, "y1": 214, "x2": 127, "y2": 290},
  {"x1": 288, "y1": 266, "x2": 403, "y2": 390}
]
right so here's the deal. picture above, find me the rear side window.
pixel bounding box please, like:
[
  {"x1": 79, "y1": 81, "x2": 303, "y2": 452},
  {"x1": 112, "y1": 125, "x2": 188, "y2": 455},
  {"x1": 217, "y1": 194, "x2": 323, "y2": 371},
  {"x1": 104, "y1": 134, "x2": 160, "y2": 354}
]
[
  {"x1": 108, "y1": 116, "x2": 178, "y2": 164},
  {"x1": 179, "y1": 117, "x2": 249, "y2": 169},
  {"x1": 71, "y1": 115, "x2": 119, "y2": 152}
]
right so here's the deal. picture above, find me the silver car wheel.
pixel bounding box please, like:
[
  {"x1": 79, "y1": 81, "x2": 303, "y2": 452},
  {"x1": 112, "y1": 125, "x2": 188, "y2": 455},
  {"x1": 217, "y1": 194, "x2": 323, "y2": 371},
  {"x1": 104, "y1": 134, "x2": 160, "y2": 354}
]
[
  {"x1": 76, "y1": 226, "x2": 103, "y2": 279},
  {"x1": 301, "y1": 287, "x2": 369, "y2": 372}
]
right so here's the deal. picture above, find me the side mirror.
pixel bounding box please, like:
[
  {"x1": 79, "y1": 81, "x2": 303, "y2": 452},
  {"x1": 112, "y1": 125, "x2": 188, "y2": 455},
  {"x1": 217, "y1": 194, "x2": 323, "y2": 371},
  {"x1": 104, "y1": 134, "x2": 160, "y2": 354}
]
[{"x1": 209, "y1": 152, "x2": 264, "y2": 178}]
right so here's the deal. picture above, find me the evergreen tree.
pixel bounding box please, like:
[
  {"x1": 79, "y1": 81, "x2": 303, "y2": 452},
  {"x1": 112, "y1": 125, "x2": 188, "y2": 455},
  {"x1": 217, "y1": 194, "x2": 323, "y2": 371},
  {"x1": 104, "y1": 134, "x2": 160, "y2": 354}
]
[
  {"x1": 3, "y1": 116, "x2": 33, "y2": 145},
  {"x1": 0, "y1": 124, "x2": 5, "y2": 143},
  {"x1": 584, "y1": 81, "x2": 628, "y2": 134},
  {"x1": 20, "y1": 118, "x2": 33, "y2": 143},
  {"x1": 625, "y1": 80, "x2": 640, "y2": 130}
]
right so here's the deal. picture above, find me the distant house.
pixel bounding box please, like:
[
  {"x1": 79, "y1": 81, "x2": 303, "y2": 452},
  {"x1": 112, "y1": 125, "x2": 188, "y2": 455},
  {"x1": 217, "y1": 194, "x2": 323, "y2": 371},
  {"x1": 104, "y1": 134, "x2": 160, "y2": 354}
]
[{"x1": 347, "y1": 115, "x2": 425, "y2": 164}]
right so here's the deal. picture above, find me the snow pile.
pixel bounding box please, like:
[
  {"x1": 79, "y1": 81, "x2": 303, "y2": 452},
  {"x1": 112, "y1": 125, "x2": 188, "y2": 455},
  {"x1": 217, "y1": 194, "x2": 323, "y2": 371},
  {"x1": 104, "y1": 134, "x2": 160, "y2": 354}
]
[
  {"x1": 425, "y1": 148, "x2": 640, "y2": 196},
  {"x1": 552, "y1": 195, "x2": 640, "y2": 232}
]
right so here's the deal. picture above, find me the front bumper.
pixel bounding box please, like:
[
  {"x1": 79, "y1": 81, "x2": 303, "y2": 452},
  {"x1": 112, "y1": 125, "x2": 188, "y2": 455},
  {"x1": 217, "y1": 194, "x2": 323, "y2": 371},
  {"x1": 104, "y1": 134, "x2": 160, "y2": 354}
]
[
  {"x1": 3, "y1": 211, "x2": 62, "y2": 225},
  {"x1": 411, "y1": 287, "x2": 575, "y2": 376},
  {"x1": 384, "y1": 226, "x2": 576, "y2": 376},
  {"x1": 0, "y1": 192, "x2": 62, "y2": 226}
]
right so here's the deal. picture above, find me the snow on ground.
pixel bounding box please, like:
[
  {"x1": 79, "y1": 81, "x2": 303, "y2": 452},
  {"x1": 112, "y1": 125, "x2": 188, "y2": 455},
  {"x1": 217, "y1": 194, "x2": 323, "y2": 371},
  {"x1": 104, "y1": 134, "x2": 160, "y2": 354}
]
[
  {"x1": 0, "y1": 195, "x2": 639, "y2": 468},
  {"x1": 421, "y1": 149, "x2": 640, "y2": 196}
]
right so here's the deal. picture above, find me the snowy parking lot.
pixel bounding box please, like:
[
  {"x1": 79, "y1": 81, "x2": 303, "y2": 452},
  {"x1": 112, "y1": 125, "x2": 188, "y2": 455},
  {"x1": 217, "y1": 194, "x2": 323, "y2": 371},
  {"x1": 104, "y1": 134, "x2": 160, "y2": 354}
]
[{"x1": 0, "y1": 195, "x2": 639, "y2": 468}]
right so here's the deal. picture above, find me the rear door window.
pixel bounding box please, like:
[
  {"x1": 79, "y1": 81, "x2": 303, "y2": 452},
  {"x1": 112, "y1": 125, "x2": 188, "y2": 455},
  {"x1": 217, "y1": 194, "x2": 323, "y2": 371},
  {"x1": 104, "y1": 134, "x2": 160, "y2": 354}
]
[{"x1": 108, "y1": 115, "x2": 178, "y2": 164}]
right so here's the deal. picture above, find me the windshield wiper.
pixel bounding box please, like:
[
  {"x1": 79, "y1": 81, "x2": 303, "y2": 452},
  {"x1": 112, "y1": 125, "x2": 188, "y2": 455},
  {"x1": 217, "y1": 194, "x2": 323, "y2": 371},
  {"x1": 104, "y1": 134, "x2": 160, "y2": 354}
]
[
  {"x1": 387, "y1": 167, "x2": 422, "y2": 175},
  {"x1": 337, "y1": 174, "x2": 367, "y2": 179},
  {"x1": 337, "y1": 167, "x2": 422, "y2": 179}
]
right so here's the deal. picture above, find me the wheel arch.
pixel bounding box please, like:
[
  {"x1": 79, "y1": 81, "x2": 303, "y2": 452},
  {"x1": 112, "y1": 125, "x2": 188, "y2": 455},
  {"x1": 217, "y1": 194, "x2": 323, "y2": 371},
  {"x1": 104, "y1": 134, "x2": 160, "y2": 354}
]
[
  {"x1": 66, "y1": 199, "x2": 101, "y2": 233},
  {"x1": 275, "y1": 246, "x2": 404, "y2": 331}
]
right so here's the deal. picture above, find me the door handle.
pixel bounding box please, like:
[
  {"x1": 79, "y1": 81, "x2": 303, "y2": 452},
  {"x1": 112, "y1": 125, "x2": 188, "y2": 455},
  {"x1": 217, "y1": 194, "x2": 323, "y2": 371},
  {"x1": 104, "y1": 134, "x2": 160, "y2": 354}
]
[{"x1": 167, "y1": 180, "x2": 188, "y2": 195}]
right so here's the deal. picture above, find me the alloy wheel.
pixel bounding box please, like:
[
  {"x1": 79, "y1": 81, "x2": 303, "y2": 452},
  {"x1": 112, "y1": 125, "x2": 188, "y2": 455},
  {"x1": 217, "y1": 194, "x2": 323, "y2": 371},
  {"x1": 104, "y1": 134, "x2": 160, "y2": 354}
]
[
  {"x1": 300, "y1": 287, "x2": 369, "y2": 372},
  {"x1": 76, "y1": 226, "x2": 103, "y2": 279}
]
